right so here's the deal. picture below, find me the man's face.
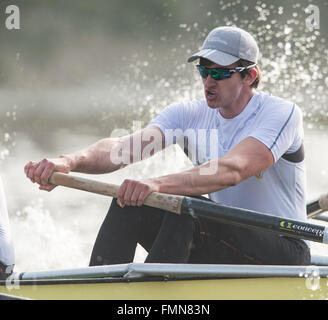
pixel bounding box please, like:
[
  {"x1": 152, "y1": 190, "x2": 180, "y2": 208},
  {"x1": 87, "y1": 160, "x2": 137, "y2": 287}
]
[{"x1": 201, "y1": 61, "x2": 244, "y2": 111}]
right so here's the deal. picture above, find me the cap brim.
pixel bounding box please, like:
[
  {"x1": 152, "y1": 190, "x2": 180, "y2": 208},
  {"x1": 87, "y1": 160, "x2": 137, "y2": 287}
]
[{"x1": 187, "y1": 49, "x2": 239, "y2": 66}]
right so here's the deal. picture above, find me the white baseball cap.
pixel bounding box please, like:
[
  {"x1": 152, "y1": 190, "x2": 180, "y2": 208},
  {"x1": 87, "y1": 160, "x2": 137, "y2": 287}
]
[{"x1": 188, "y1": 26, "x2": 259, "y2": 66}]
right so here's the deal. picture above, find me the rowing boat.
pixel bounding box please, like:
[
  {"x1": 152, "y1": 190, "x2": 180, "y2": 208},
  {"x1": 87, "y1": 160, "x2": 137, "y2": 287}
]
[
  {"x1": 1, "y1": 173, "x2": 327, "y2": 300},
  {"x1": 1, "y1": 259, "x2": 328, "y2": 300}
]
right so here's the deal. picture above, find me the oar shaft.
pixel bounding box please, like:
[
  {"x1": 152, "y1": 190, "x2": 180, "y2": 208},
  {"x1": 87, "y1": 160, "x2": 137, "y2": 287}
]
[
  {"x1": 49, "y1": 172, "x2": 328, "y2": 244},
  {"x1": 181, "y1": 198, "x2": 328, "y2": 244},
  {"x1": 307, "y1": 193, "x2": 328, "y2": 217},
  {"x1": 307, "y1": 201, "x2": 322, "y2": 218}
]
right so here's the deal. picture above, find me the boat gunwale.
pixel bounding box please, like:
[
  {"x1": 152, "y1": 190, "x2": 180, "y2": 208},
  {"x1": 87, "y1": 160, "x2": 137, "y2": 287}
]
[{"x1": 1, "y1": 263, "x2": 328, "y2": 286}]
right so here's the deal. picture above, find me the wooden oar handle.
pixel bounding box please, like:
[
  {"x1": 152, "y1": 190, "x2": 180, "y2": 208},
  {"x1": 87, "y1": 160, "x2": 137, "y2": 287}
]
[
  {"x1": 319, "y1": 193, "x2": 328, "y2": 211},
  {"x1": 49, "y1": 172, "x2": 184, "y2": 214}
]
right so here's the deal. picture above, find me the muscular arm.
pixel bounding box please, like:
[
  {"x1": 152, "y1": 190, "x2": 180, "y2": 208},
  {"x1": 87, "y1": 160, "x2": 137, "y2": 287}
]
[
  {"x1": 117, "y1": 137, "x2": 274, "y2": 206},
  {"x1": 153, "y1": 137, "x2": 274, "y2": 195},
  {"x1": 25, "y1": 126, "x2": 164, "y2": 189},
  {"x1": 69, "y1": 126, "x2": 165, "y2": 174},
  {"x1": 64, "y1": 137, "x2": 125, "y2": 174}
]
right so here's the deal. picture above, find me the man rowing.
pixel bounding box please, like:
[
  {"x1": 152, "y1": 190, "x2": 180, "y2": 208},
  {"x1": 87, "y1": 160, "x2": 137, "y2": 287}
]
[{"x1": 25, "y1": 26, "x2": 311, "y2": 266}]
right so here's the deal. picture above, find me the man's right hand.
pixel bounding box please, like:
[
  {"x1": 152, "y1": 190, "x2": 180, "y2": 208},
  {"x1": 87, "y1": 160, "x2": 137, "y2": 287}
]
[{"x1": 24, "y1": 156, "x2": 72, "y2": 192}]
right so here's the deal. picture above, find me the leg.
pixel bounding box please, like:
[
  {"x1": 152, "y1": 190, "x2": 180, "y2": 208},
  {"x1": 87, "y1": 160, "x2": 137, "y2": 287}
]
[
  {"x1": 189, "y1": 217, "x2": 311, "y2": 265},
  {"x1": 145, "y1": 212, "x2": 194, "y2": 263},
  {"x1": 89, "y1": 200, "x2": 196, "y2": 266},
  {"x1": 89, "y1": 200, "x2": 164, "y2": 266}
]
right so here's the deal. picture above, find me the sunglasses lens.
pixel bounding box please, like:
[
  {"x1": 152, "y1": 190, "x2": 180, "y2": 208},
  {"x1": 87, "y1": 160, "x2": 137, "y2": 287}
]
[
  {"x1": 197, "y1": 65, "x2": 208, "y2": 79},
  {"x1": 211, "y1": 70, "x2": 221, "y2": 80},
  {"x1": 212, "y1": 69, "x2": 232, "y2": 80},
  {"x1": 196, "y1": 65, "x2": 231, "y2": 80}
]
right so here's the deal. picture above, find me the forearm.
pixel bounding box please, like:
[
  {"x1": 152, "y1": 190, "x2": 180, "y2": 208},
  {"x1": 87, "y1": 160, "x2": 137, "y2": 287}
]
[
  {"x1": 62, "y1": 126, "x2": 165, "y2": 174},
  {"x1": 115, "y1": 137, "x2": 274, "y2": 207},
  {"x1": 153, "y1": 158, "x2": 240, "y2": 196},
  {"x1": 62, "y1": 137, "x2": 125, "y2": 174},
  {"x1": 153, "y1": 137, "x2": 274, "y2": 196},
  {"x1": 25, "y1": 127, "x2": 165, "y2": 191}
]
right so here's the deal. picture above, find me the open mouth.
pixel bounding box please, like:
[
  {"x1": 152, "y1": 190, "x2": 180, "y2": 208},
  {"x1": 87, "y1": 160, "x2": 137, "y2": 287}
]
[{"x1": 206, "y1": 90, "x2": 216, "y2": 98}]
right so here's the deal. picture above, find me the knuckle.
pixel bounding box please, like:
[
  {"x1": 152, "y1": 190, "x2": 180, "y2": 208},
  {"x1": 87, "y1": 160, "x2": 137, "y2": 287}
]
[
  {"x1": 130, "y1": 197, "x2": 137, "y2": 205},
  {"x1": 47, "y1": 162, "x2": 55, "y2": 169},
  {"x1": 31, "y1": 162, "x2": 38, "y2": 169}
]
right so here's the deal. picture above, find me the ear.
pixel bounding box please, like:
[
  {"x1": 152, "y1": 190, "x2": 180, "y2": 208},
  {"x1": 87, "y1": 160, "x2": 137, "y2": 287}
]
[{"x1": 244, "y1": 68, "x2": 258, "y2": 86}]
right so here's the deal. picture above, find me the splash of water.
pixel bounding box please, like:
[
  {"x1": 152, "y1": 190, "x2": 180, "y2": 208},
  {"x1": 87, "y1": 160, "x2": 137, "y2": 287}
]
[
  {"x1": 11, "y1": 198, "x2": 90, "y2": 272},
  {"x1": 0, "y1": 105, "x2": 17, "y2": 162}
]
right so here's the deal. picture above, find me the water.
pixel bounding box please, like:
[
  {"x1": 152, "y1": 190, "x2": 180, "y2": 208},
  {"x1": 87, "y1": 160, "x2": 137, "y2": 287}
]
[{"x1": 0, "y1": 0, "x2": 328, "y2": 272}]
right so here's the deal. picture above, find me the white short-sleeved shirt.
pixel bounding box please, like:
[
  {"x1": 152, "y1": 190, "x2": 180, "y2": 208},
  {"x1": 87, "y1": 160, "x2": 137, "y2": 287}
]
[
  {"x1": 148, "y1": 91, "x2": 306, "y2": 221},
  {"x1": 0, "y1": 176, "x2": 15, "y2": 266}
]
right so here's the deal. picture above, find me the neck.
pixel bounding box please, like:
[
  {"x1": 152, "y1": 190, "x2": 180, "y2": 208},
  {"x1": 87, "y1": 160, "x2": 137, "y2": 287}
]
[{"x1": 219, "y1": 89, "x2": 255, "y2": 119}]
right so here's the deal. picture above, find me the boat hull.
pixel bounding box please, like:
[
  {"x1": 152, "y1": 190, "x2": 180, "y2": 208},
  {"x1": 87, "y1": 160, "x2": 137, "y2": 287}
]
[
  {"x1": 0, "y1": 276, "x2": 328, "y2": 300},
  {"x1": 1, "y1": 263, "x2": 328, "y2": 300}
]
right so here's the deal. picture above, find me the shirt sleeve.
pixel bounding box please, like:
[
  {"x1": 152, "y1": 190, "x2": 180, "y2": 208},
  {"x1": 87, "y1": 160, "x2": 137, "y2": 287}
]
[{"x1": 249, "y1": 102, "x2": 304, "y2": 162}]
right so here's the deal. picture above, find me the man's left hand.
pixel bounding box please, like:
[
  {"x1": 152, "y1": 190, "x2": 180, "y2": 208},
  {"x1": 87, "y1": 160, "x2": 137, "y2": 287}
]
[{"x1": 117, "y1": 179, "x2": 160, "y2": 207}]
